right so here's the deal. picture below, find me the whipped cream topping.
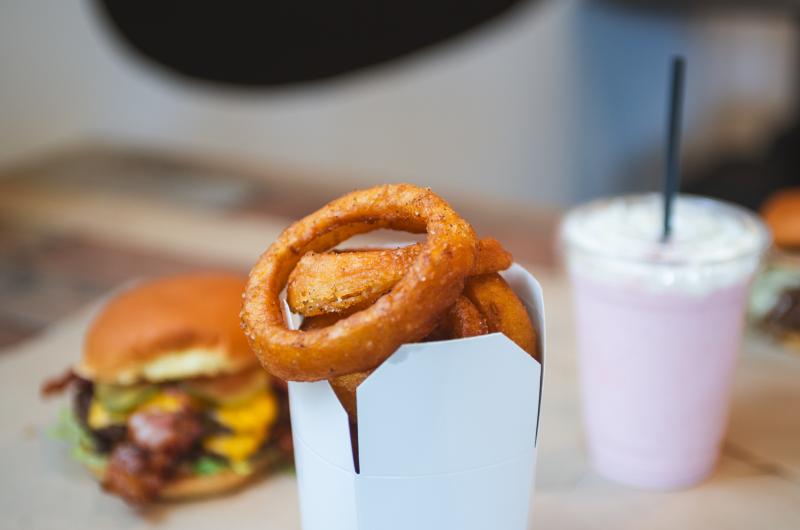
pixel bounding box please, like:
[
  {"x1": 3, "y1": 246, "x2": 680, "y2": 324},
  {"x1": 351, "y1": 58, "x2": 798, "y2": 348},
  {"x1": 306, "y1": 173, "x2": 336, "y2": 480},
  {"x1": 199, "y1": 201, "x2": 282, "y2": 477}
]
[{"x1": 561, "y1": 194, "x2": 770, "y2": 295}]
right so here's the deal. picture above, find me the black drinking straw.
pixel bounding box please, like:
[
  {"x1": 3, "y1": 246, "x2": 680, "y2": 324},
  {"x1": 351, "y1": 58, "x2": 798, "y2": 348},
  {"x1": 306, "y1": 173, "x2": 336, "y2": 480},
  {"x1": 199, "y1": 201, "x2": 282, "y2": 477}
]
[{"x1": 662, "y1": 55, "x2": 686, "y2": 242}]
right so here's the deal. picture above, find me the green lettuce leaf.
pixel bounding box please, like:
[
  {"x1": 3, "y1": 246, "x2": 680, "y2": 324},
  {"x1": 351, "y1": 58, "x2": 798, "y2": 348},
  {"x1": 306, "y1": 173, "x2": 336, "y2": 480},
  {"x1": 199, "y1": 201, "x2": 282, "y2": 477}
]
[
  {"x1": 193, "y1": 456, "x2": 230, "y2": 476},
  {"x1": 49, "y1": 407, "x2": 107, "y2": 471}
]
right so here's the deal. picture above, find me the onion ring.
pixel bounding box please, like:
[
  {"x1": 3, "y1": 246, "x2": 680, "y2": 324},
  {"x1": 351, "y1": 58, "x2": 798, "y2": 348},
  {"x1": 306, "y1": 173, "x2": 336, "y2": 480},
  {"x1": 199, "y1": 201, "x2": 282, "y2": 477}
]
[
  {"x1": 241, "y1": 184, "x2": 478, "y2": 381},
  {"x1": 424, "y1": 295, "x2": 488, "y2": 343},
  {"x1": 287, "y1": 238, "x2": 512, "y2": 316},
  {"x1": 463, "y1": 273, "x2": 539, "y2": 361}
]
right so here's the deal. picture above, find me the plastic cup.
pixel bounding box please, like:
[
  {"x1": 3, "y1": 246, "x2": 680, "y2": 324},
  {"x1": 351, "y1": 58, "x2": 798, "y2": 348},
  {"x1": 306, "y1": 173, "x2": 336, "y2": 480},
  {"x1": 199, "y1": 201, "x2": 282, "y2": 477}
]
[{"x1": 561, "y1": 193, "x2": 769, "y2": 490}]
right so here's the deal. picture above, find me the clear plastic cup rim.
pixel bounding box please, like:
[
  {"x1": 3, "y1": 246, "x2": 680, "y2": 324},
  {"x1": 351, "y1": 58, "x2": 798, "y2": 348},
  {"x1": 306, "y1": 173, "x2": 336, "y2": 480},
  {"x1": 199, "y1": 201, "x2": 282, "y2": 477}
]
[{"x1": 560, "y1": 193, "x2": 771, "y2": 269}]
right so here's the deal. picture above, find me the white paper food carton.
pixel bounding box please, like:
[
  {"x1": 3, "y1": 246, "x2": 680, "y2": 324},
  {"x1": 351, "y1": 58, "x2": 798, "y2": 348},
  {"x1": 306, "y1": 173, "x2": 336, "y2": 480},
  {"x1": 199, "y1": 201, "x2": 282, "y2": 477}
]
[{"x1": 287, "y1": 264, "x2": 545, "y2": 530}]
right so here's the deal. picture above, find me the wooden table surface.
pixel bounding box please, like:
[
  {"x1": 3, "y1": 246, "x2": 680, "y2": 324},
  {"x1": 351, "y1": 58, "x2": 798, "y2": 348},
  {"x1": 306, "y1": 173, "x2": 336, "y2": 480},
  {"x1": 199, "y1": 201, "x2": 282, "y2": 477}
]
[{"x1": 1, "y1": 148, "x2": 798, "y2": 529}]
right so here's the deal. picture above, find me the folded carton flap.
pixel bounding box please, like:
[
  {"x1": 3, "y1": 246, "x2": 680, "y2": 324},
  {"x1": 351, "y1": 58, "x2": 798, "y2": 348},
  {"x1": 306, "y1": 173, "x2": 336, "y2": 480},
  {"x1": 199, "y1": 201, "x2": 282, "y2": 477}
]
[
  {"x1": 500, "y1": 264, "x2": 546, "y2": 363},
  {"x1": 500, "y1": 264, "x2": 546, "y2": 445},
  {"x1": 293, "y1": 436, "x2": 358, "y2": 529},
  {"x1": 289, "y1": 381, "x2": 355, "y2": 473},
  {"x1": 284, "y1": 300, "x2": 355, "y2": 470},
  {"x1": 357, "y1": 333, "x2": 541, "y2": 477}
]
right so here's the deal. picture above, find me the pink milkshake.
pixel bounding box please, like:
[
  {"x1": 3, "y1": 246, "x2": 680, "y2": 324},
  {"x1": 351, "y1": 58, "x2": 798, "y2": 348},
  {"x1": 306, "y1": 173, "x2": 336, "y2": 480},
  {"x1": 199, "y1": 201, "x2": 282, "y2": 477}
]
[{"x1": 562, "y1": 194, "x2": 769, "y2": 490}]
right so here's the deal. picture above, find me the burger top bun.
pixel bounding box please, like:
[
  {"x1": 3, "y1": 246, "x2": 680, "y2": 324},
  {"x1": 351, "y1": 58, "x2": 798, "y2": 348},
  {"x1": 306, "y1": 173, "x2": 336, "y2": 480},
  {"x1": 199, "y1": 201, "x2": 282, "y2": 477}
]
[
  {"x1": 77, "y1": 273, "x2": 258, "y2": 384},
  {"x1": 762, "y1": 187, "x2": 800, "y2": 250}
]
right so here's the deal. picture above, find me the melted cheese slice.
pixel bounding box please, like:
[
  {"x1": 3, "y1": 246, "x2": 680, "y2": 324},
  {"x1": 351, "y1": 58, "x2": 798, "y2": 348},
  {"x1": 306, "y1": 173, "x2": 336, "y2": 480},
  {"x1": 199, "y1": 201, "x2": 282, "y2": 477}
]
[
  {"x1": 214, "y1": 392, "x2": 278, "y2": 433},
  {"x1": 136, "y1": 392, "x2": 186, "y2": 413},
  {"x1": 204, "y1": 433, "x2": 264, "y2": 463},
  {"x1": 204, "y1": 392, "x2": 278, "y2": 463}
]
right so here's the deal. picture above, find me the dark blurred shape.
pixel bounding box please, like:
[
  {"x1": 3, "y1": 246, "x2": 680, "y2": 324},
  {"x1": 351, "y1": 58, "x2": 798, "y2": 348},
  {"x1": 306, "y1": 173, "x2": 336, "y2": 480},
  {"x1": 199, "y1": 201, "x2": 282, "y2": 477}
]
[
  {"x1": 685, "y1": 122, "x2": 800, "y2": 211},
  {"x1": 682, "y1": 3, "x2": 800, "y2": 210},
  {"x1": 94, "y1": 0, "x2": 530, "y2": 86}
]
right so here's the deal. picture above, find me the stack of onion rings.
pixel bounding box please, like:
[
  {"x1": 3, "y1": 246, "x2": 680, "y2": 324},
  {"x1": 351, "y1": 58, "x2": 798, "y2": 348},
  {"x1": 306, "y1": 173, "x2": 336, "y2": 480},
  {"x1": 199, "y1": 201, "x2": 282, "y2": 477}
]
[
  {"x1": 241, "y1": 184, "x2": 538, "y2": 420},
  {"x1": 287, "y1": 237, "x2": 512, "y2": 317}
]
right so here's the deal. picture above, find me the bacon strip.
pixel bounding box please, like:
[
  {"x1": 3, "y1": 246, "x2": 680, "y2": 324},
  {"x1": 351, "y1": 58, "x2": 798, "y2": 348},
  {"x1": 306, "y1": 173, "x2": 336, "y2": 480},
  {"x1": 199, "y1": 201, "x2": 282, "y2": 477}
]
[
  {"x1": 41, "y1": 368, "x2": 79, "y2": 397},
  {"x1": 103, "y1": 408, "x2": 205, "y2": 505},
  {"x1": 102, "y1": 402, "x2": 205, "y2": 505},
  {"x1": 102, "y1": 443, "x2": 165, "y2": 505}
]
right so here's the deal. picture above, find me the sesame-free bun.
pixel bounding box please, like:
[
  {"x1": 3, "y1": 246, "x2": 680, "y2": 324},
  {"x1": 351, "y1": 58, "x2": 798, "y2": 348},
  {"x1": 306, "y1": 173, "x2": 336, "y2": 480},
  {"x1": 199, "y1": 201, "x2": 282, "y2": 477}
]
[
  {"x1": 762, "y1": 187, "x2": 800, "y2": 249},
  {"x1": 77, "y1": 273, "x2": 257, "y2": 384}
]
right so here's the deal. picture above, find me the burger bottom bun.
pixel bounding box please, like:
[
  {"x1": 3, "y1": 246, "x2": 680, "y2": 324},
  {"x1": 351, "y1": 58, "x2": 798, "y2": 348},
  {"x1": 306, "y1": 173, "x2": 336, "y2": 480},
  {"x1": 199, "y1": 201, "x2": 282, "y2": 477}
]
[
  {"x1": 160, "y1": 466, "x2": 263, "y2": 501},
  {"x1": 88, "y1": 454, "x2": 271, "y2": 502}
]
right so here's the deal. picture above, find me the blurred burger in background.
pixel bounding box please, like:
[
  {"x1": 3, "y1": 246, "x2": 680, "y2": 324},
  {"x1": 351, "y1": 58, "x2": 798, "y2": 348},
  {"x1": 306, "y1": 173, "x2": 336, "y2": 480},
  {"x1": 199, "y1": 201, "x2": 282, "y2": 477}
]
[
  {"x1": 750, "y1": 188, "x2": 800, "y2": 352},
  {"x1": 42, "y1": 273, "x2": 292, "y2": 505}
]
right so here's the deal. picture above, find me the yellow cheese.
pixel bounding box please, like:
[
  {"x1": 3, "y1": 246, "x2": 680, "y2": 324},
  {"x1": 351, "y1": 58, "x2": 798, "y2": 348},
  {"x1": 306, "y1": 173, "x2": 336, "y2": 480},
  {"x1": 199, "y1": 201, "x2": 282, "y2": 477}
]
[
  {"x1": 203, "y1": 432, "x2": 266, "y2": 463},
  {"x1": 213, "y1": 392, "x2": 278, "y2": 434},
  {"x1": 87, "y1": 399, "x2": 127, "y2": 429},
  {"x1": 204, "y1": 391, "x2": 279, "y2": 463},
  {"x1": 135, "y1": 392, "x2": 186, "y2": 413}
]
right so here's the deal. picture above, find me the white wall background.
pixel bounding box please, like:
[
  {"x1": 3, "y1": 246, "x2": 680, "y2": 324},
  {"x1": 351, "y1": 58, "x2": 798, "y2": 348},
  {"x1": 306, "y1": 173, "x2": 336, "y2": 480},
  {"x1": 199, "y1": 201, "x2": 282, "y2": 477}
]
[{"x1": 0, "y1": 0, "x2": 796, "y2": 207}]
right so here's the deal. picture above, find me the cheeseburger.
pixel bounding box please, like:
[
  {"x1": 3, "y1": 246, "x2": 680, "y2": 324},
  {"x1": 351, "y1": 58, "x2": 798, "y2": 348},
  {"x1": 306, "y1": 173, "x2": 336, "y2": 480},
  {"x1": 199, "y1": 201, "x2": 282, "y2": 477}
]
[{"x1": 42, "y1": 273, "x2": 292, "y2": 505}]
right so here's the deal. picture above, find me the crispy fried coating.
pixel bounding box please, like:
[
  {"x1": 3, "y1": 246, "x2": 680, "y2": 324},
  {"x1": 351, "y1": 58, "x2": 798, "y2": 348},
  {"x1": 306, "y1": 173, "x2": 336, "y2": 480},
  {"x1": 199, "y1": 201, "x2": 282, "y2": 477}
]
[
  {"x1": 287, "y1": 238, "x2": 512, "y2": 317},
  {"x1": 425, "y1": 295, "x2": 488, "y2": 342},
  {"x1": 329, "y1": 371, "x2": 371, "y2": 423},
  {"x1": 241, "y1": 184, "x2": 478, "y2": 381},
  {"x1": 463, "y1": 273, "x2": 539, "y2": 362}
]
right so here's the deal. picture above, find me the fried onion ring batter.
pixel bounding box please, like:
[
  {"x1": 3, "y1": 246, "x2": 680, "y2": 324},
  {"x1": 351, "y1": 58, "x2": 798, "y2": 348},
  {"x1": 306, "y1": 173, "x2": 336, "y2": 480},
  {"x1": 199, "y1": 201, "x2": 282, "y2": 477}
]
[
  {"x1": 241, "y1": 184, "x2": 478, "y2": 381},
  {"x1": 463, "y1": 273, "x2": 539, "y2": 362},
  {"x1": 287, "y1": 238, "x2": 511, "y2": 316},
  {"x1": 424, "y1": 295, "x2": 489, "y2": 343}
]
